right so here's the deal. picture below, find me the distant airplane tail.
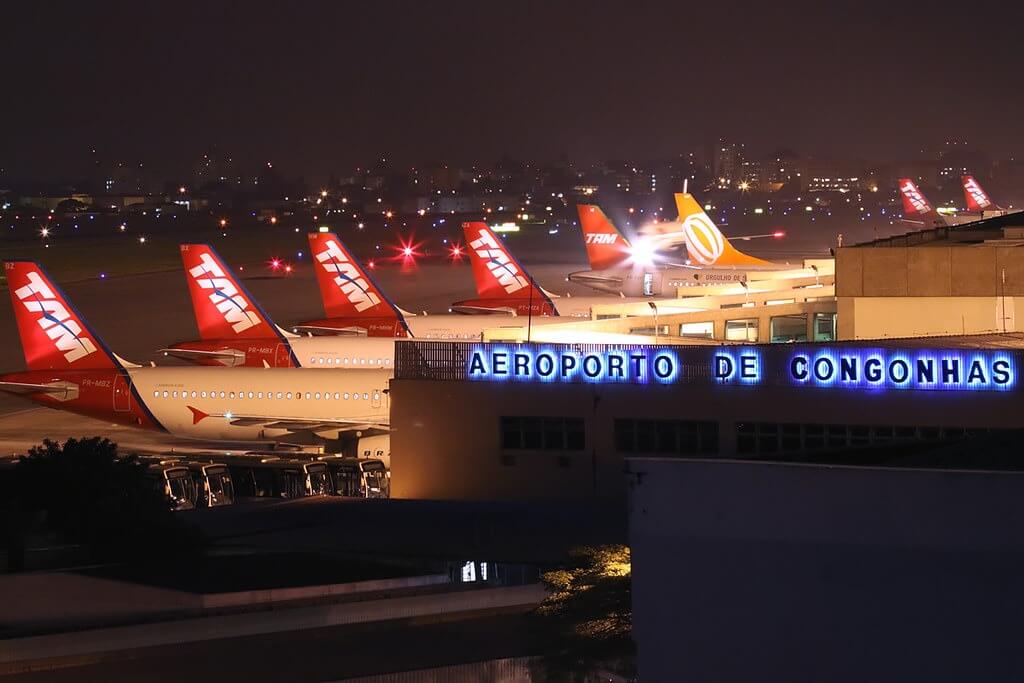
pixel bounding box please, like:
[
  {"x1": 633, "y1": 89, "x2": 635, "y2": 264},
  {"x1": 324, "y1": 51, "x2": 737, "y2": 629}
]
[
  {"x1": 673, "y1": 193, "x2": 774, "y2": 267},
  {"x1": 897, "y1": 178, "x2": 935, "y2": 217},
  {"x1": 179, "y1": 244, "x2": 278, "y2": 340},
  {"x1": 576, "y1": 204, "x2": 632, "y2": 269},
  {"x1": 4, "y1": 260, "x2": 121, "y2": 371},
  {"x1": 459, "y1": 222, "x2": 557, "y2": 315},
  {"x1": 307, "y1": 232, "x2": 410, "y2": 333},
  {"x1": 962, "y1": 175, "x2": 999, "y2": 212}
]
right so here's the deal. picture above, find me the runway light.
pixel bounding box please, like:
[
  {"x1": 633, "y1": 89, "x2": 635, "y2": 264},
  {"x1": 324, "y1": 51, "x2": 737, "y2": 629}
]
[
  {"x1": 138, "y1": 236, "x2": 146, "y2": 244},
  {"x1": 270, "y1": 216, "x2": 278, "y2": 225},
  {"x1": 39, "y1": 227, "x2": 49, "y2": 238},
  {"x1": 219, "y1": 218, "x2": 227, "y2": 227},
  {"x1": 99, "y1": 273, "x2": 106, "y2": 279},
  {"x1": 284, "y1": 265, "x2": 292, "y2": 273}
]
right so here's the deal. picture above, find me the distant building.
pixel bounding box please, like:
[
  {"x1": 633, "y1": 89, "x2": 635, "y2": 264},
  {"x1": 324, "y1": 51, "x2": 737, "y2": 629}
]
[{"x1": 713, "y1": 140, "x2": 745, "y2": 189}]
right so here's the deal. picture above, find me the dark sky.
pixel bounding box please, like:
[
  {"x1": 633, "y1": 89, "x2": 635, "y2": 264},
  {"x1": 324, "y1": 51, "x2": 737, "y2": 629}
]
[{"x1": 2, "y1": 1, "x2": 1023, "y2": 180}]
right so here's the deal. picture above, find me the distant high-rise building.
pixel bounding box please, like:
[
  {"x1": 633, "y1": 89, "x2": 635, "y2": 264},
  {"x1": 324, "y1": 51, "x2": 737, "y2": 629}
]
[
  {"x1": 713, "y1": 140, "x2": 745, "y2": 189},
  {"x1": 938, "y1": 142, "x2": 990, "y2": 187}
]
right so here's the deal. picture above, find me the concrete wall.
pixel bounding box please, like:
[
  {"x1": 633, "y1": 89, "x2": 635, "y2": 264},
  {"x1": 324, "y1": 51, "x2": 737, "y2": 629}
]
[
  {"x1": 836, "y1": 246, "x2": 1024, "y2": 339},
  {"x1": 628, "y1": 458, "x2": 1024, "y2": 682},
  {"x1": 838, "y1": 296, "x2": 1020, "y2": 339}
]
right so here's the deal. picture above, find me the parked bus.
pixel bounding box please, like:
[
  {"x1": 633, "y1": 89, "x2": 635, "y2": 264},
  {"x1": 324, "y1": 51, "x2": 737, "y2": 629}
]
[
  {"x1": 222, "y1": 456, "x2": 331, "y2": 500},
  {"x1": 144, "y1": 461, "x2": 198, "y2": 511},
  {"x1": 185, "y1": 461, "x2": 235, "y2": 507},
  {"x1": 318, "y1": 456, "x2": 390, "y2": 498}
]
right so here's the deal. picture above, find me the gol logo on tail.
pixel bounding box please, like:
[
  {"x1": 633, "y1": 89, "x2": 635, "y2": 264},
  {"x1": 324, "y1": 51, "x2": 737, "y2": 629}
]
[{"x1": 682, "y1": 214, "x2": 725, "y2": 265}]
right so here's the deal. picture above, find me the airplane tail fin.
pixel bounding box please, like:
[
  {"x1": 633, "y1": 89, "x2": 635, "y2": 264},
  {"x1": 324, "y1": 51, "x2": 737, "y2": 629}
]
[
  {"x1": 897, "y1": 178, "x2": 935, "y2": 217},
  {"x1": 962, "y1": 175, "x2": 996, "y2": 212},
  {"x1": 462, "y1": 222, "x2": 553, "y2": 303},
  {"x1": 4, "y1": 260, "x2": 121, "y2": 371},
  {"x1": 307, "y1": 232, "x2": 410, "y2": 329},
  {"x1": 179, "y1": 244, "x2": 277, "y2": 340},
  {"x1": 576, "y1": 204, "x2": 632, "y2": 269},
  {"x1": 673, "y1": 193, "x2": 773, "y2": 267}
]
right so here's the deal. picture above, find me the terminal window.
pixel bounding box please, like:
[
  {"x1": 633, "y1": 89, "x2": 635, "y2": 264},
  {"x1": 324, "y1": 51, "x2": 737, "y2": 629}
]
[
  {"x1": 725, "y1": 318, "x2": 758, "y2": 342},
  {"x1": 770, "y1": 314, "x2": 808, "y2": 343},
  {"x1": 679, "y1": 321, "x2": 714, "y2": 338},
  {"x1": 614, "y1": 419, "x2": 718, "y2": 456},
  {"x1": 813, "y1": 312, "x2": 836, "y2": 341},
  {"x1": 501, "y1": 416, "x2": 585, "y2": 451},
  {"x1": 736, "y1": 422, "x2": 980, "y2": 456}
]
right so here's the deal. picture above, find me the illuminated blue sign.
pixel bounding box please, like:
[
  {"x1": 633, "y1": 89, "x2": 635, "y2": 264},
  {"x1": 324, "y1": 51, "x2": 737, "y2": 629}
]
[
  {"x1": 788, "y1": 349, "x2": 1015, "y2": 391},
  {"x1": 467, "y1": 345, "x2": 680, "y2": 384},
  {"x1": 463, "y1": 344, "x2": 1017, "y2": 392}
]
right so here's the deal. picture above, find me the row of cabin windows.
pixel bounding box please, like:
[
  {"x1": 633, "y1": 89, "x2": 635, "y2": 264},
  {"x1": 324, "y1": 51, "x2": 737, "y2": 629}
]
[
  {"x1": 615, "y1": 419, "x2": 719, "y2": 455},
  {"x1": 309, "y1": 356, "x2": 391, "y2": 366},
  {"x1": 153, "y1": 389, "x2": 377, "y2": 401},
  {"x1": 736, "y1": 422, "x2": 988, "y2": 455}
]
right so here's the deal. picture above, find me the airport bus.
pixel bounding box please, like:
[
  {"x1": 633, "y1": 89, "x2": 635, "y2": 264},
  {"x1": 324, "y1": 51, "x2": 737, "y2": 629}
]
[
  {"x1": 144, "y1": 461, "x2": 198, "y2": 511},
  {"x1": 185, "y1": 461, "x2": 235, "y2": 508},
  {"x1": 318, "y1": 455, "x2": 389, "y2": 498},
  {"x1": 222, "y1": 456, "x2": 332, "y2": 500}
]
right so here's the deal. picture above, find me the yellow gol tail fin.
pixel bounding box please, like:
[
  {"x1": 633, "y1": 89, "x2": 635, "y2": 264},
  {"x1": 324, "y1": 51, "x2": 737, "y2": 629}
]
[{"x1": 674, "y1": 193, "x2": 774, "y2": 267}]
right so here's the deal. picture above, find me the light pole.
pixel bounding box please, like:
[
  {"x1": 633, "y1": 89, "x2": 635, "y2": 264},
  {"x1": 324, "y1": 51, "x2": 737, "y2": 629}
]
[{"x1": 648, "y1": 301, "x2": 659, "y2": 344}]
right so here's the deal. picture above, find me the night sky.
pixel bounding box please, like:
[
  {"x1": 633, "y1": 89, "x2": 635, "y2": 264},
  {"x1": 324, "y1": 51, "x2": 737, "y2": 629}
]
[{"x1": 3, "y1": 1, "x2": 1023, "y2": 180}]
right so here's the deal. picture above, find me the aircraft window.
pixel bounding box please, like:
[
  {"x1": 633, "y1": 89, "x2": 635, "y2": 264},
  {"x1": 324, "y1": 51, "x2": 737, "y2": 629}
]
[
  {"x1": 219, "y1": 391, "x2": 225, "y2": 398},
  {"x1": 257, "y1": 392, "x2": 263, "y2": 399},
  {"x1": 229, "y1": 392, "x2": 235, "y2": 399},
  {"x1": 248, "y1": 392, "x2": 254, "y2": 399},
  {"x1": 360, "y1": 359, "x2": 366, "y2": 365},
  {"x1": 353, "y1": 393, "x2": 360, "y2": 401},
  {"x1": 319, "y1": 358, "x2": 325, "y2": 364},
  {"x1": 296, "y1": 391, "x2": 302, "y2": 400},
  {"x1": 363, "y1": 392, "x2": 368, "y2": 400},
  {"x1": 334, "y1": 392, "x2": 340, "y2": 400},
  {"x1": 162, "y1": 391, "x2": 169, "y2": 398},
  {"x1": 385, "y1": 359, "x2": 392, "y2": 365},
  {"x1": 373, "y1": 391, "x2": 380, "y2": 401},
  {"x1": 315, "y1": 392, "x2": 321, "y2": 400},
  {"x1": 326, "y1": 358, "x2": 333, "y2": 364},
  {"x1": 344, "y1": 392, "x2": 350, "y2": 400},
  {"x1": 286, "y1": 392, "x2": 292, "y2": 399},
  {"x1": 191, "y1": 391, "x2": 198, "y2": 398},
  {"x1": 201, "y1": 391, "x2": 207, "y2": 398},
  {"x1": 153, "y1": 391, "x2": 159, "y2": 398},
  {"x1": 305, "y1": 392, "x2": 311, "y2": 399},
  {"x1": 172, "y1": 391, "x2": 178, "y2": 398},
  {"x1": 343, "y1": 358, "x2": 349, "y2": 364},
  {"x1": 310, "y1": 357, "x2": 315, "y2": 364}
]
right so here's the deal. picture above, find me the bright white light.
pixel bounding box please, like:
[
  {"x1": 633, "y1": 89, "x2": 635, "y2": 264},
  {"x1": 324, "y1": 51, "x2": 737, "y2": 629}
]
[{"x1": 628, "y1": 238, "x2": 657, "y2": 267}]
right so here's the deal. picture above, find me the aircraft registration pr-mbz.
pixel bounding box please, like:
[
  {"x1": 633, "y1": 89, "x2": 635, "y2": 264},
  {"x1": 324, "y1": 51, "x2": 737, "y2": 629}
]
[
  {"x1": 568, "y1": 192, "x2": 785, "y2": 296},
  {"x1": 0, "y1": 260, "x2": 389, "y2": 444}
]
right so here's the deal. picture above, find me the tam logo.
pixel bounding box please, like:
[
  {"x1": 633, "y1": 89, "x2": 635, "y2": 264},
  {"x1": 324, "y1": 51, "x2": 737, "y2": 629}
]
[
  {"x1": 682, "y1": 214, "x2": 725, "y2": 265},
  {"x1": 15, "y1": 271, "x2": 97, "y2": 362},
  {"x1": 964, "y1": 178, "x2": 990, "y2": 208},
  {"x1": 585, "y1": 233, "x2": 619, "y2": 245},
  {"x1": 189, "y1": 253, "x2": 261, "y2": 333},
  {"x1": 900, "y1": 181, "x2": 931, "y2": 213},
  {"x1": 315, "y1": 240, "x2": 381, "y2": 312},
  {"x1": 469, "y1": 229, "x2": 528, "y2": 294}
]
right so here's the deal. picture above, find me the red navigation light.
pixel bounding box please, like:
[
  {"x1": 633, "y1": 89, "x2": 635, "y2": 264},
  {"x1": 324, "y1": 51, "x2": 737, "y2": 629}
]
[
  {"x1": 403, "y1": 246, "x2": 413, "y2": 257},
  {"x1": 368, "y1": 260, "x2": 376, "y2": 269},
  {"x1": 772, "y1": 230, "x2": 786, "y2": 238},
  {"x1": 269, "y1": 258, "x2": 282, "y2": 271},
  {"x1": 449, "y1": 243, "x2": 464, "y2": 261},
  {"x1": 284, "y1": 264, "x2": 293, "y2": 273}
]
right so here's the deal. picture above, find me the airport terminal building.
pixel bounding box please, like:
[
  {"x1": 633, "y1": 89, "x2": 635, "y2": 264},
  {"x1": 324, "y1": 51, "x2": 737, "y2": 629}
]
[{"x1": 389, "y1": 337, "x2": 1024, "y2": 501}]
